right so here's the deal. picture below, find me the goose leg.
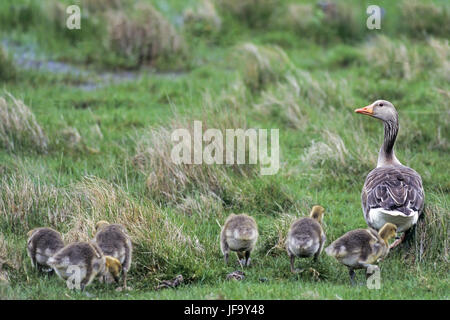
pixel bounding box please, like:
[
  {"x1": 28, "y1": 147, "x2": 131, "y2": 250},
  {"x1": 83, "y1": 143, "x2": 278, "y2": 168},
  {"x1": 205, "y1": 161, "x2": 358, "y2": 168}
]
[
  {"x1": 389, "y1": 233, "x2": 406, "y2": 249},
  {"x1": 403, "y1": 224, "x2": 417, "y2": 249}
]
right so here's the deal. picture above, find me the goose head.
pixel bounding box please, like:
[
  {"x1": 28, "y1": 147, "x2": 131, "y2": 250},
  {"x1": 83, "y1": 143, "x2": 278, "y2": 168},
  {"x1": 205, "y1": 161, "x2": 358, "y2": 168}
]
[{"x1": 355, "y1": 100, "x2": 397, "y2": 122}]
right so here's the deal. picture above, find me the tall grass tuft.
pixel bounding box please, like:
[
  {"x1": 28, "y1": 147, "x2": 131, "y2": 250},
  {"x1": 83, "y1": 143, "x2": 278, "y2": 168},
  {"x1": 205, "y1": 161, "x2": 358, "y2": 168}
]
[
  {"x1": 254, "y1": 70, "x2": 353, "y2": 128},
  {"x1": 364, "y1": 36, "x2": 448, "y2": 80},
  {"x1": 301, "y1": 125, "x2": 376, "y2": 185},
  {"x1": 0, "y1": 174, "x2": 70, "y2": 233},
  {"x1": 0, "y1": 235, "x2": 21, "y2": 284},
  {"x1": 233, "y1": 43, "x2": 293, "y2": 92},
  {"x1": 218, "y1": 0, "x2": 277, "y2": 28},
  {"x1": 262, "y1": 212, "x2": 296, "y2": 257},
  {"x1": 132, "y1": 117, "x2": 256, "y2": 205},
  {"x1": 254, "y1": 74, "x2": 306, "y2": 129},
  {"x1": 81, "y1": 0, "x2": 123, "y2": 13},
  {"x1": 400, "y1": 0, "x2": 450, "y2": 38},
  {"x1": 106, "y1": 2, "x2": 186, "y2": 69},
  {"x1": 428, "y1": 38, "x2": 450, "y2": 82},
  {"x1": 0, "y1": 93, "x2": 48, "y2": 153},
  {"x1": 0, "y1": 47, "x2": 16, "y2": 81},
  {"x1": 184, "y1": 0, "x2": 222, "y2": 36},
  {"x1": 273, "y1": 1, "x2": 364, "y2": 43},
  {"x1": 411, "y1": 197, "x2": 449, "y2": 265}
]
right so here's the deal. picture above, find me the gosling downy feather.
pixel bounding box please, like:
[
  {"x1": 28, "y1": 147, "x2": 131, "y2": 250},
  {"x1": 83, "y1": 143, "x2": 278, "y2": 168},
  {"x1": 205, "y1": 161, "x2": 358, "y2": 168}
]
[
  {"x1": 355, "y1": 100, "x2": 424, "y2": 247},
  {"x1": 220, "y1": 213, "x2": 258, "y2": 267},
  {"x1": 325, "y1": 223, "x2": 397, "y2": 285},
  {"x1": 48, "y1": 241, "x2": 121, "y2": 290},
  {"x1": 286, "y1": 205, "x2": 326, "y2": 273},
  {"x1": 94, "y1": 220, "x2": 132, "y2": 288},
  {"x1": 27, "y1": 227, "x2": 64, "y2": 270}
]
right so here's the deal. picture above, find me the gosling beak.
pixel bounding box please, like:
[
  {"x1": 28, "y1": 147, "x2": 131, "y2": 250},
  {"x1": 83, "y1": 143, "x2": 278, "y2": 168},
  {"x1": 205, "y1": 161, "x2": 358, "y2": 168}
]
[{"x1": 355, "y1": 104, "x2": 374, "y2": 115}]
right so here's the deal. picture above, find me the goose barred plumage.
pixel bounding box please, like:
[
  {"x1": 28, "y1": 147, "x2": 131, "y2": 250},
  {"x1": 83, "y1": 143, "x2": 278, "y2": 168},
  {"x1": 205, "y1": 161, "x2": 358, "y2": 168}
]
[{"x1": 355, "y1": 100, "x2": 425, "y2": 247}]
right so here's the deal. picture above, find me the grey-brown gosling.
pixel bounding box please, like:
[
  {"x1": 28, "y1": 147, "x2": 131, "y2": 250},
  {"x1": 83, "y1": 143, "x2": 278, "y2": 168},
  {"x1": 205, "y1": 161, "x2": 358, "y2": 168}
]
[
  {"x1": 94, "y1": 220, "x2": 132, "y2": 290},
  {"x1": 325, "y1": 222, "x2": 397, "y2": 285},
  {"x1": 27, "y1": 227, "x2": 64, "y2": 271},
  {"x1": 220, "y1": 213, "x2": 258, "y2": 267},
  {"x1": 48, "y1": 241, "x2": 122, "y2": 291},
  {"x1": 286, "y1": 205, "x2": 326, "y2": 273}
]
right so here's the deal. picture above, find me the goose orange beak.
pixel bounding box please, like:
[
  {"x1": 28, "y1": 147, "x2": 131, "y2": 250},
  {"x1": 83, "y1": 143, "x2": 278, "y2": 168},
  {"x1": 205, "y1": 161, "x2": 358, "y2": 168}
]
[{"x1": 355, "y1": 105, "x2": 374, "y2": 115}]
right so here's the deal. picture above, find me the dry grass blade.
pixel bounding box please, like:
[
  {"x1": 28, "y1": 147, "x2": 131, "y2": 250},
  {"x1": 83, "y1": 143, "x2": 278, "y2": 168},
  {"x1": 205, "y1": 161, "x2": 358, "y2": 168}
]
[
  {"x1": 233, "y1": 43, "x2": 293, "y2": 92},
  {"x1": 0, "y1": 93, "x2": 48, "y2": 153},
  {"x1": 106, "y1": 2, "x2": 186, "y2": 67}
]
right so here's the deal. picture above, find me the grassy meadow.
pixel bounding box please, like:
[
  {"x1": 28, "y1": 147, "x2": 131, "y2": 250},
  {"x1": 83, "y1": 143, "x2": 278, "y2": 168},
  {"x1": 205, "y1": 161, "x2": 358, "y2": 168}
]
[{"x1": 0, "y1": 0, "x2": 449, "y2": 300}]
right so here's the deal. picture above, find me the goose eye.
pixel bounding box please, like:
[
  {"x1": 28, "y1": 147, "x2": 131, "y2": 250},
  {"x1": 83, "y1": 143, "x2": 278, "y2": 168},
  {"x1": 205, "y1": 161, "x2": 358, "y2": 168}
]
[{"x1": 379, "y1": 103, "x2": 384, "y2": 107}]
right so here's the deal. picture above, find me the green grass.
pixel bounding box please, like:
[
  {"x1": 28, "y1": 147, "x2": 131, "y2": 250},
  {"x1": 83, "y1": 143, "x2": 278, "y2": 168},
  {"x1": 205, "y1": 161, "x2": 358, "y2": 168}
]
[{"x1": 0, "y1": 0, "x2": 449, "y2": 300}]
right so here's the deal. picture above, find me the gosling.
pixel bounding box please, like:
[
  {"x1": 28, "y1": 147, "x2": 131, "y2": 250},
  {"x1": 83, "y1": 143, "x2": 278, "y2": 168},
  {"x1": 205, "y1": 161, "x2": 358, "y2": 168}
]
[
  {"x1": 286, "y1": 205, "x2": 326, "y2": 273},
  {"x1": 27, "y1": 227, "x2": 64, "y2": 271},
  {"x1": 325, "y1": 223, "x2": 397, "y2": 285},
  {"x1": 48, "y1": 241, "x2": 122, "y2": 291},
  {"x1": 220, "y1": 213, "x2": 258, "y2": 267},
  {"x1": 94, "y1": 220, "x2": 132, "y2": 289}
]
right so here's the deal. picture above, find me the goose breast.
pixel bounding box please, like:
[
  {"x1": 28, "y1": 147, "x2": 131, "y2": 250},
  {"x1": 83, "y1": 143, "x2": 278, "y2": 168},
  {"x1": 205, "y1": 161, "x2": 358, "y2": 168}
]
[{"x1": 362, "y1": 165, "x2": 424, "y2": 232}]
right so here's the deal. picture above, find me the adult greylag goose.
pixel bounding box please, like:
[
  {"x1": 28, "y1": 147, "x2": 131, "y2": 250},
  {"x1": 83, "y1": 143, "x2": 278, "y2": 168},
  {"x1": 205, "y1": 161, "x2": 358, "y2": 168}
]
[{"x1": 355, "y1": 100, "x2": 425, "y2": 248}]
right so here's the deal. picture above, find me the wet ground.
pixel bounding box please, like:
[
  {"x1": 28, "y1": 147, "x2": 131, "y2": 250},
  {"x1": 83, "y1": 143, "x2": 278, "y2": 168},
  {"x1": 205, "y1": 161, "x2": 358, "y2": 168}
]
[{"x1": 2, "y1": 38, "x2": 182, "y2": 90}]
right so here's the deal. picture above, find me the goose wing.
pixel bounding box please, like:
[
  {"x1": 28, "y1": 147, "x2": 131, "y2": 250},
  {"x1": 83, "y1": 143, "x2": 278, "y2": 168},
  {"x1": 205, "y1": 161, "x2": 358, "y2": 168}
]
[{"x1": 362, "y1": 165, "x2": 424, "y2": 223}]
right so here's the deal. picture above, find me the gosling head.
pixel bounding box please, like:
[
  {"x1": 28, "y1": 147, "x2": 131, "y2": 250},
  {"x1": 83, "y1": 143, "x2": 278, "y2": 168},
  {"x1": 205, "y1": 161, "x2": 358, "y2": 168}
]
[
  {"x1": 355, "y1": 100, "x2": 398, "y2": 122},
  {"x1": 309, "y1": 205, "x2": 325, "y2": 224},
  {"x1": 378, "y1": 223, "x2": 397, "y2": 243},
  {"x1": 27, "y1": 229, "x2": 36, "y2": 238},
  {"x1": 95, "y1": 220, "x2": 110, "y2": 232},
  {"x1": 105, "y1": 256, "x2": 122, "y2": 283}
]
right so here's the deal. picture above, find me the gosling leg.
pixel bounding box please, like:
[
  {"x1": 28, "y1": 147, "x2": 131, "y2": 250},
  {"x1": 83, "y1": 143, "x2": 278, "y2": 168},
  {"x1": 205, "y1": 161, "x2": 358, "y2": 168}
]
[
  {"x1": 223, "y1": 251, "x2": 229, "y2": 265},
  {"x1": 289, "y1": 255, "x2": 296, "y2": 273},
  {"x1": 313, "y1": 251, "x2": 320, "y2": 263},
  {"x1": 237, "y1": 251, "x2": 245, "y2": 268},
  {"x1": 244, "y1": 250, "x2": 251, "y2": 267},
  {"x1": 349, "y1": 268, "x2": 356, "y2": 286},
  {"x1": 123, "y1": 271, "x2": 128, "y2": 290}
]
